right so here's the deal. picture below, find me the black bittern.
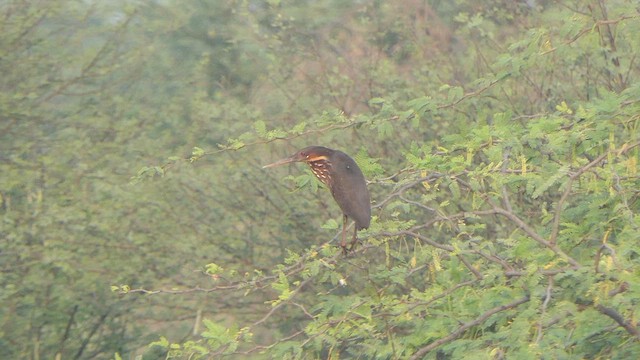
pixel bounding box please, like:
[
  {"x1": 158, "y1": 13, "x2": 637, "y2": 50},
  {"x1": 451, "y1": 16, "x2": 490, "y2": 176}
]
[{"x1": 263, "y1": 146, "x2": 371, "y2": 253}]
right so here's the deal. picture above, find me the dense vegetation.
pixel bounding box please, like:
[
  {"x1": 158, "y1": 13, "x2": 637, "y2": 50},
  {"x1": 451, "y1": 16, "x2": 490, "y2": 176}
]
[{"x1": 1, "y1": 0, "x2": 639, "y2": 359}]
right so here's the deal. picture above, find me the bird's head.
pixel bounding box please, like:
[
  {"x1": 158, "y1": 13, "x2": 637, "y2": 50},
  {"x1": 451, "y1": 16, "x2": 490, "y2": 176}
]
[{"x1": 262, "y1": 146, "x2": 334, "y2": 168}]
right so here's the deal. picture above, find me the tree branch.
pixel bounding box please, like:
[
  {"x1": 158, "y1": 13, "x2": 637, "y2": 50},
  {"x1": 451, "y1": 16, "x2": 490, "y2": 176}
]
[
  {"x1": 550, "y1": 141, "x2": 640, "y2": 245},
  {"x1": 409, "y1": 295, "x2": 530, "y2": 359},
  {"x1": 549, "y1": 151, "x2": 609, "y2": 245},
  {"x1": 56, "y1": 305, "x2": 78, "y2": 359},
  {"x1": 491, "y1": 206, "x2": 581, "y2": 268},
  {"x1": 74, "y1": 310, "x2": 110, "y2": 360},
  {"x1": 595, "y1": 305, "x2": 640, "y2": 340}
]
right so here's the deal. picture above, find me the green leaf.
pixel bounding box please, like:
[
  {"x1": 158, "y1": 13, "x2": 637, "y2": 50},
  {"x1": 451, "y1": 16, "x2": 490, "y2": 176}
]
[
  {"x1": 149, "y1": 336, "x2": 170, "y2": 349},
  {"x1": 254, "y1": 120, "x2": 267, "y2": 136},
  {"x1": 322, "y1": 218, "x2": 339, "y2": 230},
  {"x1": 369, "y1": 97, "x2": 385, "y2": 105},
  {"x1": 531, "y1": 165, "x2": 569, "y2": 199},
  {"x1": 191, "y1": 146, "x2": 205, "y2": 157},
  {"x1": 205, "y1": 263, "x2": 223, "y2": 275}
]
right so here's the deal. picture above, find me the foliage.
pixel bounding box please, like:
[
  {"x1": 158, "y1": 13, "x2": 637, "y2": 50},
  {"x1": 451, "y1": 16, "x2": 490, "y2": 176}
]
[{"x1": 1, "y1": 0, "x2": 639, "y2": 359}]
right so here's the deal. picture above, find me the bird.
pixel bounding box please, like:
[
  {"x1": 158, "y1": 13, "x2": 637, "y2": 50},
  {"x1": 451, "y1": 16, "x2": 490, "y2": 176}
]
[{"x1": 263, "y1": 146, "x2": 371, "y2": 253}]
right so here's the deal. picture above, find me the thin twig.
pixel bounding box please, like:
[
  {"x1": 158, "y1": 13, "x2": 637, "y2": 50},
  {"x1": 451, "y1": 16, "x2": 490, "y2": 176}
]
[
  {"x1": 406, "y1": 280, "x2": 478, "y2": 312},
  {"x1": 540, "y1": 15, "x2": 639, "y2": 55},
  {"x1": 491, "y1": 206, "x2": 581, "y2": 268},
  {"x1": 535, "y1": 276, "x2": 554, "y2": 343},
  {"x1": 549, "y1": 151, "x2": 608, "y2": 245},
  {"x1": 501, "y1": 147, "x2": 513, "y2": 213}
]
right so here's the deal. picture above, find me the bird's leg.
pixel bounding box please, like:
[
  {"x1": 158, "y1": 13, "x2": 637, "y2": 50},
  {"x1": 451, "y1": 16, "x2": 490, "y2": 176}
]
[
  {"x1": 348, "y1": 226, "x2": 358, "y2": 252},
  {"x1": 340, "y1": 214, "x2": 348, "y2": 254}
]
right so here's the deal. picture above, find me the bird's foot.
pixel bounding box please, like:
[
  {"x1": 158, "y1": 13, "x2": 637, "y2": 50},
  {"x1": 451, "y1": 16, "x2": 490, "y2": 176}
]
[
  {"x1": 339, "y1": 241, "x2": 359, "y2": 256},
  {"x1": 348, "y1": 239, "x2": 359, "y2": 252},
  {"x1": 340, "y1": 242, "x2": 349, "y2": 255}
]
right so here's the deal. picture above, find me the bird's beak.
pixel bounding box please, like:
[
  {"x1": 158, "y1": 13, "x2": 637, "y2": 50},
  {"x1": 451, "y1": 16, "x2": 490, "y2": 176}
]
[{"x1": 262, "y1": 154, "x2": 301, "y2": 168}]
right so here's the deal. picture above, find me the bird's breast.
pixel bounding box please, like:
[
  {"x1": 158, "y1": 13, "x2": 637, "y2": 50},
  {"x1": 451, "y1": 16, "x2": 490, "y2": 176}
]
[{"x1": 308, "y1": 160, "x2": 332, "y2": 186}]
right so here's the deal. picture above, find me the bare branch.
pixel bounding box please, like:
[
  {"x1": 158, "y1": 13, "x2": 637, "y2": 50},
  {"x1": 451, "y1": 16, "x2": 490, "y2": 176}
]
[
  {"x1": 56, "y1": 305, "x2": 78, "y2": 359},
  {"x1": 595, "y1": 305, "x2": 640, "y2": 340}
]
